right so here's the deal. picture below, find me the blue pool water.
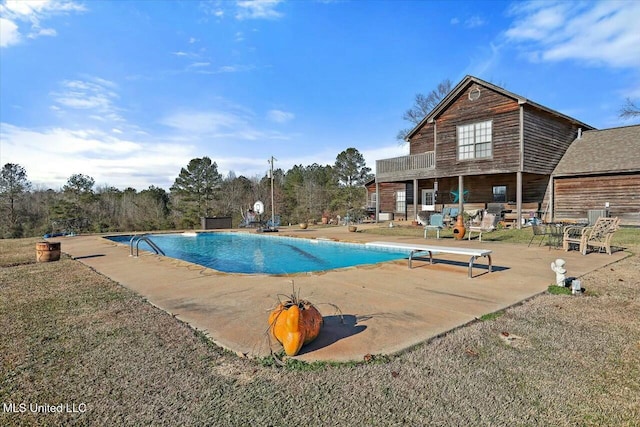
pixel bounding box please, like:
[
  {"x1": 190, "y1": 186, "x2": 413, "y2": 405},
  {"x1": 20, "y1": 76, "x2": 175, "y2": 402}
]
[{"x1": 107, "y1": 232, "x2": 409, "y2": 275}]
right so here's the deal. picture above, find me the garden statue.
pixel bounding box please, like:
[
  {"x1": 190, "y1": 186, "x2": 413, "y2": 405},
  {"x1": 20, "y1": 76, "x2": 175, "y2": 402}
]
[{"x1": 550, "y1": 258, "x2": 567, "y2": 286}]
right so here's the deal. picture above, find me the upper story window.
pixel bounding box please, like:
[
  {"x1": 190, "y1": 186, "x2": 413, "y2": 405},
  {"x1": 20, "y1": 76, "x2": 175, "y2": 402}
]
[{"x1": 457, "y1": 120, "x2": 492, "y2": 160}]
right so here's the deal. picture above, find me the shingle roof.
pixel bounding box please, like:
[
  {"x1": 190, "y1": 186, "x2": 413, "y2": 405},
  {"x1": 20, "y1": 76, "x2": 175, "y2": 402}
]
[{"x1": 553, "y1": 125, "x2": 640, "y2": 177}]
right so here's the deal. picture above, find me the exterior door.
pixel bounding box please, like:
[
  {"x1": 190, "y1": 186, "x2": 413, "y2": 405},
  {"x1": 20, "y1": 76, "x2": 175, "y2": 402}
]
[{"x1": 422, "y1": 189, "x2": 435, "y2": 211}]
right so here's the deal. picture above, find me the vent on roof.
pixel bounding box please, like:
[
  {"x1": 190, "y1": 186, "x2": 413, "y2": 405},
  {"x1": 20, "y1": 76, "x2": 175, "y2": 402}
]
[
  {"x1": 577, "y1": 128, "x2": 582, "y2": 139},
  {"x1": 468, "y1": 87, "x2": 481, "y2": 101}
]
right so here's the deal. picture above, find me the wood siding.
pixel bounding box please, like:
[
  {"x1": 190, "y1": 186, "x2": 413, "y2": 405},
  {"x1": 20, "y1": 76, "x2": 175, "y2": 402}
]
[
  {"x1": 367, "y1": 182, "x2": 405, "y2": 214},
  {"x1": 408, "y1": 83, "x2": 521, "y2": 178},
  {"x1": 523, "y1": 108, "x2": 580, "y2": 174},
  {"x1": 409, "y1": 122, "x2": 435, "y2": 155},
  {"x1": 554, "y1": 173, "x2": 640, "y2": 225},
  {"x1": 429, "y1": 173, "x2": 548, "y2": 205}
]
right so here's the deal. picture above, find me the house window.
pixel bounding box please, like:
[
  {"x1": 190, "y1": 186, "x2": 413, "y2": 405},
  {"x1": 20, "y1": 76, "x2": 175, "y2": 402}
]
[
  {"x1": 493, "y1": 185, "x2": 507, "y2": 202},
  {"x1": 457, "y1": 120, "x2": 492, "y2": 160},
  {"x1": 396, "y1": 191, "x2": 406, "y2": 213}
]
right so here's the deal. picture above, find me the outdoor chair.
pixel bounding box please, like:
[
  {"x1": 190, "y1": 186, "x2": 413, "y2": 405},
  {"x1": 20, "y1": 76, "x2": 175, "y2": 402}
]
[
  {"x1": 417, "y1": 211, "x2": 429, "y2": 226},
  {"x1": 467, "y1": 212, "x2": 496, "y2": 242},
  {"x1": 528, "y1": 224, "x2": 549, "y2": 247},
  {"x1": 424, "y1": 214, "x2": 444, "y2": 239},
  {"x1": 266, "y1": 215, "x2": 281, "y2": 229},
  {"x1": 442, "y1": 207, "x2": 459, "y2": 227},
  {"x1": 563, "y1": 217, "x2": 620, "y2": 255}
]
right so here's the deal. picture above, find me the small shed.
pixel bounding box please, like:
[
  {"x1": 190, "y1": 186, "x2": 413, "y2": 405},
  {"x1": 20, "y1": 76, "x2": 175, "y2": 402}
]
[
  {"x1": 551, "y1": 125, "x2": 640, "y2": 225},
  {"x1": 201, "y1": 216, "x2": 232, "y2": 229}
]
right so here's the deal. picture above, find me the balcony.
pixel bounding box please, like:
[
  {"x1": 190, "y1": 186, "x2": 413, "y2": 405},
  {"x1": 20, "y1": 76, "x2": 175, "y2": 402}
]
[{"x1": 375, "y1": 151, "x2": 435, "y2": 182}]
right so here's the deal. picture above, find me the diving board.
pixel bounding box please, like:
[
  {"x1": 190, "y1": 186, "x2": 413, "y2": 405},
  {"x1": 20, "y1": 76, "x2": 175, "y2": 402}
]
[{"x1": 366, "y1": 241, "x2": 493, "y2": 278}]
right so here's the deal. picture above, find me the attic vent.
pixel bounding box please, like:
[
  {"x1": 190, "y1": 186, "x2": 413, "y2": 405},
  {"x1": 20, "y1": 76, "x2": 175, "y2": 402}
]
[{"x1": 468, "y1": 87, "x2": 481, "y2": 101}]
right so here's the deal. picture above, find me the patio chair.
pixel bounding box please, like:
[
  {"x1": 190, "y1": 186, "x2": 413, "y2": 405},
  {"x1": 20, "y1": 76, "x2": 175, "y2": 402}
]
[
  {"x1": 528, "y1": 224, "x2": 548, "y2": 247},
  {"x1": 417, "y1": 211, "x2": 429, "y2": 226},
  {"x1": 563, "y1": 217, "x2": 620, "y2": 255},
  {"x1": 266, "y1": 215, "x2": 281, "y2": 229},
  {"x1": 424, "y1": 214, "x2": 444, "y2": 239},
  {"x1": 467, "y1": 212, "x2": 496, "y2": 242},
  {"x1": 442, "y1": 207, "x2": 459, "y2": 227}
]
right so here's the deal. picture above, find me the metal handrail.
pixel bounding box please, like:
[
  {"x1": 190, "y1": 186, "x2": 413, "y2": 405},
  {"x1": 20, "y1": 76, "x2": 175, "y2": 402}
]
[{"x1": 129, "y1": 234, "x2": 165, "y2": 257}]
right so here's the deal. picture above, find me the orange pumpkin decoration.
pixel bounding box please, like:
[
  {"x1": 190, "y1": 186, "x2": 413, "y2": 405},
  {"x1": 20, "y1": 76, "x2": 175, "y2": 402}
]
[{"x1": 269, "y1": 299, "x2": 323, "y2": 356}]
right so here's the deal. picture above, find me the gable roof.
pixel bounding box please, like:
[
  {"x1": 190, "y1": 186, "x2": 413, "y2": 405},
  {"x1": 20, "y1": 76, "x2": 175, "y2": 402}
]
[
  {"x1": 553, "y1": 125, "x2": 640, "y2": 177},
  {"x1": 406, "y1": 75, "x2": 594, "y2": 140}
]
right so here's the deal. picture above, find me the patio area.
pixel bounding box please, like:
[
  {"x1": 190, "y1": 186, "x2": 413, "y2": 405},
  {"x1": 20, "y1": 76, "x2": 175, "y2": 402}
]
[{"x1": 55, "y1": 225, "x2": 628, "y2": 362}]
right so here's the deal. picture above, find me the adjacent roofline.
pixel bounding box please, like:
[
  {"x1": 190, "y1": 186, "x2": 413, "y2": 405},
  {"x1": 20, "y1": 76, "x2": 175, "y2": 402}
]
[{"x1": 405, "y1": 75, "x2": 595, "y2": 140}]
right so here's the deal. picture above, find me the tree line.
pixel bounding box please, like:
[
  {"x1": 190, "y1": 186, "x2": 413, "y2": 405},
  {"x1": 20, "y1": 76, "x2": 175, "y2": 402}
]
[{"x1": 0, "y1": 148, "x2": 372, "y2": 238}]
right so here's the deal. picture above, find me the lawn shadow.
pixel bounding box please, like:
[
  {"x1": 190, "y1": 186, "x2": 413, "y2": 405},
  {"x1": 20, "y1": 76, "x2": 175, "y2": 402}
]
[{"x1": 298, "y1": 314, "x2": 365, "y2": 354}]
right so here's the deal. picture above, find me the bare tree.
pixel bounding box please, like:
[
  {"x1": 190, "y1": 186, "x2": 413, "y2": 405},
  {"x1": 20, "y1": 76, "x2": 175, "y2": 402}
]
[
  {"x1": 619, "y1": 98, "x2": 640, "y2": 119},
  {"x1": 397, "y1": 79, "x2": 452, "y2": 142}
]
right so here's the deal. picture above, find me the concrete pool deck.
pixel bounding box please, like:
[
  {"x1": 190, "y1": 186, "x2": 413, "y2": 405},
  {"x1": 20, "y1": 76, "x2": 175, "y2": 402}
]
[{"x1": 55, "y1": 225, "x2": 628, "y2": 362}]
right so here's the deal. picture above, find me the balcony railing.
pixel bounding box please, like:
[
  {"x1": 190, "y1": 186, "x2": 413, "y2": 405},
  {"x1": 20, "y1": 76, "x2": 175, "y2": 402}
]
[{"x1": 376, "y1": 151, "x2": 435, "y2": 180}]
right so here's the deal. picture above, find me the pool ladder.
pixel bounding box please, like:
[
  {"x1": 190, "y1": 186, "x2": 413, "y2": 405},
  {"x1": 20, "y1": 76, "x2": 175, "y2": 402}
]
[{"x1": 129, "y1": 234, "x2": 165, "y2": 257}]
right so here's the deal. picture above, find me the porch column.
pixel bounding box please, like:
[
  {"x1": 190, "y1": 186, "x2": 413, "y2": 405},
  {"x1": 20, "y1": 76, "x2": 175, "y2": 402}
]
[
  {"x1": 458, "y1": 175, "x2": 464, "y2": 213},
  {"x1": 516, "y1": 171, "x2": 523, "y2": 229},
  {"x1": 375, "y1": 181, "x2": 380, "y2": 223},
  {"x1": 549, "y1": 176, "x2": 554, "y2": 223},
  {"x1": 413, "y1": 178, "x2": 418, "y2": 221}
]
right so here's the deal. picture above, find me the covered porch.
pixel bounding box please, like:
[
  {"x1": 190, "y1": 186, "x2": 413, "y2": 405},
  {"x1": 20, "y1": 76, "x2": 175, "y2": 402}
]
[{"x1": 372, "y1": 158, "x2": 550, "y2": 229}]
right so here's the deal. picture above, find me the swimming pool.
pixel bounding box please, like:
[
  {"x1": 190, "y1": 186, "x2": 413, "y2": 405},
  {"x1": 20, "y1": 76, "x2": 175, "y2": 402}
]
[{"x1": 106, "y1": 232, "x2": 410, "y2": 275}]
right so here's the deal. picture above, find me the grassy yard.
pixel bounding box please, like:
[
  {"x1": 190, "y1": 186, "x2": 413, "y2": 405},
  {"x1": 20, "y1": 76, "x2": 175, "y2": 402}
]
[{"x1": 1, "y1": 231, "x2": 639, "y2": 426}]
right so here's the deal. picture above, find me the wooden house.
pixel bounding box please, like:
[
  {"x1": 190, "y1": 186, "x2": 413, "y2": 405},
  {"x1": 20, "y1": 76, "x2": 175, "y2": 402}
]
[
  {"x1": 370, "y1": 75, "x2": 596, "y2": 227},
  {"x1": 551, "y1": 125, "x2": 640, "y2": 226}
]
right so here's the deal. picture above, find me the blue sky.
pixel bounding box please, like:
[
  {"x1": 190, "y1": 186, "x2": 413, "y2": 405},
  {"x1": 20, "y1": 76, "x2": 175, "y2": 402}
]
[{"x1": 1, "y1": 0, "x2": 639, "y2": 190}]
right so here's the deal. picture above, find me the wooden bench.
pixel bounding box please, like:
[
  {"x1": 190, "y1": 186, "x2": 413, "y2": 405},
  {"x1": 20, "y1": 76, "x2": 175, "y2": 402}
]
[{"x1": 366, "y1": 241, "x2": 493, "y2": 278}]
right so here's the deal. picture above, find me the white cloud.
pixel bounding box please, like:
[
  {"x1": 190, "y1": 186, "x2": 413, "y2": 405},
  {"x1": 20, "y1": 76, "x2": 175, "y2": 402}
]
[
  {"x1": 28, "y1": 26, "x2": 57, "y2": 38},
  {"x1": 50, "y1": 77, "x2": 124, "y2": 121},
  {"x1": 0, "y1": 0, "x2": 86, "y2": 47},
  {"x1": 266, "y1": 109, "x2": 294, "y2": 123},
  {"x1": 0, "y1": 17, "x2": 20, "y2": 47},
  {"x1": 219, "y1": 65, "x2": 238, "y2": 73},
  {"x1": 465, "y1": 16, "x2": 485, "y2": 28},
  {"x1": 449, "y1": 15, "x2": 485, "y2": 28},
  {"x1": 0, "y1": 122, "x2": 194, "y2": 190},
  {"x1": 505, "y1": 1, "x2": 640, "y2": 68},
  {"x1": 2, "y1": 0, "x2": 85, "y2": 16},
  {"x1": 160, "y1": 111, "x2": 244, "y2": 135},
  {"x1": 235, "y1": 0, "x2": 283, "y2": 20},
  {"x1": 160, "y1": 108, "x2": 292, "y2": 141}
]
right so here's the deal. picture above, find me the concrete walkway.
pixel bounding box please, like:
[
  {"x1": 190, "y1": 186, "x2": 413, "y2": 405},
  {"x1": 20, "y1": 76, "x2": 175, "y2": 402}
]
[{"x1": 55, "y1": 225, "x2": 627, "y2": 362}]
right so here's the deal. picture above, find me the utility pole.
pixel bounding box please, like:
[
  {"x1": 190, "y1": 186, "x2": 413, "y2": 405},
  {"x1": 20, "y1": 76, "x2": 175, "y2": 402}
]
[{"x1": 268, "y1": 156, "x2": 277, "y2": 228}]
